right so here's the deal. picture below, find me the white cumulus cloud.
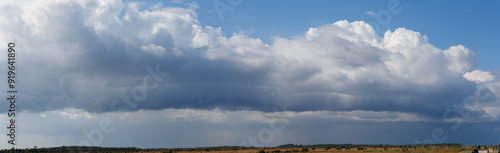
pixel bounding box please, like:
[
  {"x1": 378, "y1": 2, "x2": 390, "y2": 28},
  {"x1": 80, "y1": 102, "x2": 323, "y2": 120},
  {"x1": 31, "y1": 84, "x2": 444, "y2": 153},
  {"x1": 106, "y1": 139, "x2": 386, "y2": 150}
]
[{"x1": 463, "y1": 70, "x2": 496, "y2": 83}]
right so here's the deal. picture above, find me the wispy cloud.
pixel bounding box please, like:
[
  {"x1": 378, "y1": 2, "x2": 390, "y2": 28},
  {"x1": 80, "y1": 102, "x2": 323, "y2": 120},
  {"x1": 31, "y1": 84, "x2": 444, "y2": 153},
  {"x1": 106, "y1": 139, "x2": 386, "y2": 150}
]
[{"x1": 365, "y1": 11, "x2": 376, "y2": 16}]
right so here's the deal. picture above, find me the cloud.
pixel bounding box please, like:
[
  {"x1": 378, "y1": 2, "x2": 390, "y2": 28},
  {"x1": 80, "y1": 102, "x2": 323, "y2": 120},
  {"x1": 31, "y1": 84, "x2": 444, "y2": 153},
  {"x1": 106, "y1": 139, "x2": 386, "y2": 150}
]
[
  {"x1": 4, "y1": 108, "x2": 500, "y2": 148},
  {"x1": 0, "y1": 0, "x2": 498, "y2": 124},
  {"x1": 141, "y1": 43, "x2": 167, "y2": 56},
  {"x1": 463, "y1": 70, "x2": 496, "y2": 83},
  {"x1": 365, "y1": 11, "x2": 376, "y2": 16},
  {"x1": 170, "y1": 0, "x2": 184, "y2": 4}
]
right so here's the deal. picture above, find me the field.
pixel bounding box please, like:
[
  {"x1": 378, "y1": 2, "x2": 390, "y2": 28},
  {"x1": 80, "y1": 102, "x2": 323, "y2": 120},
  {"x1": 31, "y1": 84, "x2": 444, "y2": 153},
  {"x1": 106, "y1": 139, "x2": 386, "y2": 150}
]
[
  {"x1": 140, "y1": 147, "x2": 498, "y2": 153},
  {"x1": 2, "y1": 145, "x2": 498, "y2": 153}
]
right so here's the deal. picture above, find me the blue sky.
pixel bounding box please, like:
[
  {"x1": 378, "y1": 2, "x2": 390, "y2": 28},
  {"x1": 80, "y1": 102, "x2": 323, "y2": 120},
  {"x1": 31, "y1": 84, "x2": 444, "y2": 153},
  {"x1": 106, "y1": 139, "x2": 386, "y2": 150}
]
[{"x1": 0, "y1": 0, "x2": 500, "y2": 149}]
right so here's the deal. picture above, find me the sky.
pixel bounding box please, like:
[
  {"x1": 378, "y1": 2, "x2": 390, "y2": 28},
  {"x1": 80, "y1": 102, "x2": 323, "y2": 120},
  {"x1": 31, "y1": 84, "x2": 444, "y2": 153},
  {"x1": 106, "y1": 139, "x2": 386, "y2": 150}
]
[{"x1": 0, "y1": 0, "x2": 499, "y2": 149}]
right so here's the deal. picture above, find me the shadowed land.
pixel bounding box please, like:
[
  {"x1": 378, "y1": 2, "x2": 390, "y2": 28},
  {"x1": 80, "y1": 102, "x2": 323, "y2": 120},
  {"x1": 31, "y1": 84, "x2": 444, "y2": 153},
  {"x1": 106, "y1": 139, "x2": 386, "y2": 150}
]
[{"x1": 1, "y1": 144, "x2": 499, "y2": 153}]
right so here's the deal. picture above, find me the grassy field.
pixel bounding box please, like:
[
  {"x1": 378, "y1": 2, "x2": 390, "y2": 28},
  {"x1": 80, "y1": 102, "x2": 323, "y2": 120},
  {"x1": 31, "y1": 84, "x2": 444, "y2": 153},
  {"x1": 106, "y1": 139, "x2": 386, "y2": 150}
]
[{"x1": 134, "y1": 148, "x2": 497, "y2": 153}]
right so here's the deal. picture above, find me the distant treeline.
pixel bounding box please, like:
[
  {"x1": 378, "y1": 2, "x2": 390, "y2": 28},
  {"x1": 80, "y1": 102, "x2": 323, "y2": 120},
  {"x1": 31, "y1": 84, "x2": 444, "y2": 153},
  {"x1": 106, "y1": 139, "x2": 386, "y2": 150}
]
[
  {"x1": 0, "y1": 143, "x2": 492, "y2": 153},
  {"x1": 276, "y1": 143, "x2": 464, "y2": 148},
  {"x1": 0, "y1": 146, "x2": 141, "y2": 153}
]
